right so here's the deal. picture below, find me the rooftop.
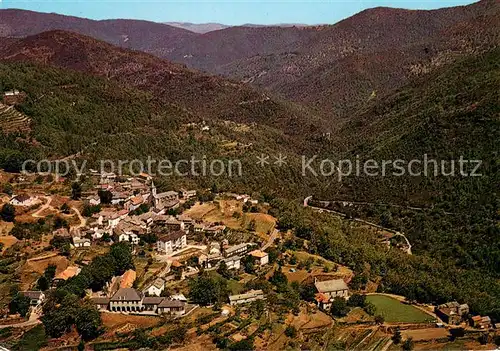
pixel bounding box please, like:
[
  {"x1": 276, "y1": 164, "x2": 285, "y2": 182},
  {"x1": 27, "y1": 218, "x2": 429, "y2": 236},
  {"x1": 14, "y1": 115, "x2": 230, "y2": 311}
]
[
  {"x1": 229, "y1": 289, "x2": 264, "y2": 302},
  {"x1": 314, "y1": 279, "x2": 348, "y2": 293},
  {"x1": 110, "y1": 288, "x2": 142, "y2": 301}
]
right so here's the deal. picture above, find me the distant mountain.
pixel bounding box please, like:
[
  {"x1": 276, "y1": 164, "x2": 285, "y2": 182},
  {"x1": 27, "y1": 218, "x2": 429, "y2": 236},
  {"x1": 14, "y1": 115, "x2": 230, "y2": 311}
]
[
  {"x1": 1, "y1": 1, "x2": 498, "y2": 119},
  {"x1": 215, "y1": 0, "x2": 500, "y2": 117},
  {"x1": 0, "y1": 9, "x2": 197, "y2": 53},
  {"x1": 0, "y1": 30, "x2": 325, "y2": 135},
  {"x1": 164, "y1": 22, "x2": 230, "y2": 33},
  {"x1": 163, "y1": 22, "x2": 311, "y2": 34}
]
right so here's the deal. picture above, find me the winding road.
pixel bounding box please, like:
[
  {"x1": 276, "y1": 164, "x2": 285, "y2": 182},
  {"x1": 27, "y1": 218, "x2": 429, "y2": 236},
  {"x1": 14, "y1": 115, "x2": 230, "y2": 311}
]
[{"x1": 304, "y1": 196, "x2": 412, "y2": 254}]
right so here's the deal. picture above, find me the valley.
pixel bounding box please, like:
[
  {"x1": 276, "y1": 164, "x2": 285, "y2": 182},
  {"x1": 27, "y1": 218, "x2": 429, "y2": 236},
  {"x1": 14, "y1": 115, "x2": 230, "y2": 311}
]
[{"x1": 0, "y1": 1, "x2": 498, "y2": 350}]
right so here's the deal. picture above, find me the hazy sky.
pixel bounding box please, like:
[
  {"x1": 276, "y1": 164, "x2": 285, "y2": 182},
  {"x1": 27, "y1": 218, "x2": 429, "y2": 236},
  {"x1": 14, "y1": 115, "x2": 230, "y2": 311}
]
[{"x1": 1, "y1": 0, "x2": 477, "y2": 25}]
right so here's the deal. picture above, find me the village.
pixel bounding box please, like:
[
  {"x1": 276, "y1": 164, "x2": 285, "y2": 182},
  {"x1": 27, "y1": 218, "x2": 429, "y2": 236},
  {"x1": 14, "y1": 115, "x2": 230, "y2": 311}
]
[{"x1": 0, "y1": 170, "x2": 499, "y2": 350}]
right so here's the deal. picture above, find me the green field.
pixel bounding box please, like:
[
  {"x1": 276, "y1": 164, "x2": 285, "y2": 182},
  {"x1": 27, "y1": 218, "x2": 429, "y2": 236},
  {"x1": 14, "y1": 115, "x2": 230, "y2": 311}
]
[{"x1": 366, "y1": 295, "x2": 435, "y2": 323}]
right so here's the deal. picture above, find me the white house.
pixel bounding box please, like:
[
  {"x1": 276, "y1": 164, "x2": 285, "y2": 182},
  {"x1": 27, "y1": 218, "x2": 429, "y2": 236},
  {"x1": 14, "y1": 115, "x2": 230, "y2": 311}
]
[
  {"x1": 248, "y1": 250, "x2": 269, "y2": 266},
  {"x1": 156, "y1": 230, "x2": 187, "y2": 254},
  {"x1": 223, "y1": 256, "x2": 241, "y2": 270},
  {"x1": 10, "y1": 194, "x2": 37, "y2": 207},
  {"x1": 314, "y1": 278, "x2": 349, "y2": 310},
  {"x1": 229, "y1": 290, "x2": 265, "y2": 306},
  {"x1": 85, "y1": 195, "x2": 101, "y2": 206},
  {"x1": 119, "y1": 232, "x2": 139, "y2": 245},
  {"x1": 146, "y1": 278, "x2": 165, "y2": 297},
  {"x1": 21, "y1": 291, "x2": 45, "y2": 306},
  {"x1": 73, "y1": 236, "x2": 91, "y2": 248}
]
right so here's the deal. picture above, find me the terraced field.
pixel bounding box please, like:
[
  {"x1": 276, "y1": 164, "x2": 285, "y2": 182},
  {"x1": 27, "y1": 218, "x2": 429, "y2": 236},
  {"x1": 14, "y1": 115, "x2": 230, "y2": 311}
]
[{"x1": 0, "y1": 102, "x2": 31, "y2": 133}]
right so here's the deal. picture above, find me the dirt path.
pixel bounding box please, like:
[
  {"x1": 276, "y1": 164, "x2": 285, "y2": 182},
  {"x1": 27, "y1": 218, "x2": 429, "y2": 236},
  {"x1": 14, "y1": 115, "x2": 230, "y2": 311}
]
[
  {"x1": 0, "y1": 310, "x2": 41, "y2": 329},
  {"x1": 70, "y1": 206, "x2": 86, "y2": 230},
  {"x1": 31, "y1": 195, "x2": 52, "y2": 218},
  {"x1": 261, "y1": 228, "x2": 278, "y2": 250}
]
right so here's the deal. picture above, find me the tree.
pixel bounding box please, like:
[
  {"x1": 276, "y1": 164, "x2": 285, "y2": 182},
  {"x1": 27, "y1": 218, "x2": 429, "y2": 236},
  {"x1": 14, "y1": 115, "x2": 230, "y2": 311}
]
[
  {"x1": 42, "y1": 293, "x2": 79, "y2": 338},
  {"x1": 60, "y1": 203, "x2": 71, "y2": 214},
  {"x1": 330, "y1": 297, "x2": 349, "y2": 317},
  {"x1": 0, "y1": 203, "x2": 15, "y2": 222},
  {"x1": 217, "y1": 261, "x2": 231, "y2": 279},
  {"x1": 36, "y1": 275, "x2": 50, "y2": 291},
  {"x1": 242, "y1": 255, "x2": 255, "y2": 274},
  {"x1": 364, "y1": 302, "x2": 376, "y2": 316},
  {"x1": 9, "y1": 292, "x2": 31, "y2": 317},
  {"x1": 284, "y1": 325, "x2": 297, "y2": 338},
  {"x1": 374, "y1": 315, "x2": 385, "y2": 324},
  {"x1": 75, "y1": 303, "x2": 103, "y2": 340},
  {"x1": 54, "y1": 216, "x2": 68, "y2": 229},
  {"x1": 478, "y1": 333, "x2": 489, "y2": 346},
  {"x1": 229, "y1": 337, "x2": 254, "y2": 351},
  {"x1": 269, "y1": 267, "x2": 288, "y2": 287},
  {"x1": 109, "y1": 242, "x2": 134, "y2": 275},
  {"x1": 98, "y1": 190, "x2": 113, "y2": 204},
  {"x1": 188, "y1": 273, "x2": 228, "y2": 306},
  {"x1": 402, "y1": 337, "x2": 414, "y2": 351},
  {"x1": 71, "y1": 182, "x2": 82, "y2": 200},
  {"x1": 2, "y1": 183, "x2": 13, "y2": 196},
  {"x1": 247, "y1": 219, "x2": 256, "y2": 231},
  {"x1": 347, "y1": 293, "x2": 366, "y2": 307},
  {"x1": 266, "y1": 247, "x2": 279, "y2": 264},
  {"x1": 44, "y1": 264, "x2": 57, "y2": 282},
  {"x1": 392, "y1": 327, "x2": 402, "y2": 344},
  {"x1": 77, "y1": 340, "x2": 85, "y2": 351},
  {"x1": 299, "y1": 281, "x2": 316, "y2": 302},
  {"x1": 494, "y1": 335, "x2": 500, "y2": 347},
  {"x1": 250, "y1": 299, "x2": 265, "y2": 318}
]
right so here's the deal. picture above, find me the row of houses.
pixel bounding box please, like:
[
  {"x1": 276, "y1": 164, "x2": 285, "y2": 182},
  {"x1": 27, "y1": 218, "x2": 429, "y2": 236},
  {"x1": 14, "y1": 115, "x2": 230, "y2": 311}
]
[{"x1": 91, "y1": 288, "x2": 187, "y2": 316}]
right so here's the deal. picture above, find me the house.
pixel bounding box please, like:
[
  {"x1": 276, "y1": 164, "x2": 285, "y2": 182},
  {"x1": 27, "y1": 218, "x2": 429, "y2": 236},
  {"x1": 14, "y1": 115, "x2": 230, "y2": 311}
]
[
  {"x1": 224, "y1": 243, "x2": 252, "y2": 258},
  {"x1": 165, "y1": 218, "x2": 185, "y2": 232},
  {"x1": 10, "y1": 194, "x2": 37, "y2": 207},
  {"x1": 194, "y1": 223, "x2": 208, "y2": 234},
  {"x1": 248, "y1": 250, "x2": 269, "y2": 266},
  {"x1": 95, "y1": 209, "x2": 128, "y2": 229},
  {"x1": 109, "y1": 288, "x2": 143, "y2": 312},
  {"x1": 156, "y1": 230, "x2": 187, "y2": 254},
  {"x1": 90, "y1": 297, "x2": 110, "y2": 311},
  {"x1": 229, "y1": 290, "x2": 265, "y2": 306},
  {"x1": 52, "y1": 228, "x2": 71, "y2": 238},
  {"x1": 119, "y1": 270, "x2": 137, "y2": 289},
  {"x1": 177, "y1": 215, "x2": 195, "y2": 232},
  {"x1": 205, "y1": 224, "x2": 226, "y2": 236},
  {"x1": 180, "y1": 188, "x2": 197, "y2": 199},
  {"x1": 21, "y1": 291, "x2": 45, "y2": 306},
  {"x1": 435, "y1": 302, "x2": 469, "y2": 325},
  {"x1": 73, "y1": 236, "x2": 91, "y2": 248},
  {"x1": 118, "y1": 232, "x2": 140, "y2": 245},
  {"x1": 100, "y1": 172, "x2": 117, "y2": 184},
  {"x1": 199, "y1": 253, "x2": 222, "y2": 269},
  {"x1": 125, "y1": 195, "x2": 144, "y2": 212},
  {"x1": 471, "y1": 315, "x2": 492, "y2": 329},
  {"x1": 3, "y1": 90, "x2": 25, "y2": 105},
  {"x1": 85, "y1": 195, "x2": 101, "y2": 206},
  {"x1": 142, "y1": 296, "x2": 164, "y2": 313},
  {"x1": 111, "y1": 191, "x2": 129, "y2": 205},
  {"x1": 157, "y1": 299, "x2": 186, "y2": 316},
  {"x1": 314, "y1": 278, "x2": 349, "y2": 310},
  {"x1": 146, "y1": 278, "x2": 165, "y2": 297},
  {"x1": 170, "y1": 293, "x2": 187, "y2": 302},
  {"x1": 223, "y1": 256, "x2": 241, "y2": 270}
]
